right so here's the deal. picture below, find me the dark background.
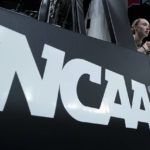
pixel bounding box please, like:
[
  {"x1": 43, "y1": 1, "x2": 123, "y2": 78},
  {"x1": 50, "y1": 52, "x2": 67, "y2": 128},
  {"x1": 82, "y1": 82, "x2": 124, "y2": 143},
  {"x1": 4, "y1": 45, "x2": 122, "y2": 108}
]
[
  {"x1": 128, "y1": 3, "x2": 150, "y2": 40},
  {"x1": 0, "y1": 0, "x2": 41, "y2": 10}
]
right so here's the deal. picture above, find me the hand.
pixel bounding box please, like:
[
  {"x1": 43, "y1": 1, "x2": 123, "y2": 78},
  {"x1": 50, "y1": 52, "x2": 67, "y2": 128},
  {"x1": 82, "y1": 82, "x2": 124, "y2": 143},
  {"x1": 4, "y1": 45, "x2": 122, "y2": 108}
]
[
  {"x1": 145, "y1": 41, "x2": 150, "y2": 49},
  {"x1": 142, "y1": 41, "x2": 150, "y2": 52}
]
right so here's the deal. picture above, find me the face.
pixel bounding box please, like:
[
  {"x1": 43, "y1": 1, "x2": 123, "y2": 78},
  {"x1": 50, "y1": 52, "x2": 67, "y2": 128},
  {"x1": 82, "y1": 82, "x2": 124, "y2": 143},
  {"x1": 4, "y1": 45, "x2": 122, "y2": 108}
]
[{"x1": 135, "y1": 19, "x2": 150, "y2": 38}]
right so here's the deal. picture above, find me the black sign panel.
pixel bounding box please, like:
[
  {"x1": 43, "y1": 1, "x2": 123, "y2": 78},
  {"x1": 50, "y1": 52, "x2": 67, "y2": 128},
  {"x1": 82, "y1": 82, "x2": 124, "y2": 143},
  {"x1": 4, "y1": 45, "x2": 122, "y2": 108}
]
[{"x1": 0, "y1": 8, "x2": 150, "y2": 150}]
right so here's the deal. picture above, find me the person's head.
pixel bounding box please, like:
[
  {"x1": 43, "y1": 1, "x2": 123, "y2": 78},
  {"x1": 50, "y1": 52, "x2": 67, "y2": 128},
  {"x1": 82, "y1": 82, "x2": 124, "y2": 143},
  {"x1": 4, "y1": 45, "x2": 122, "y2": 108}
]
[{"x1": 131, "y1": 18, "x2": 150, "y2": 39}]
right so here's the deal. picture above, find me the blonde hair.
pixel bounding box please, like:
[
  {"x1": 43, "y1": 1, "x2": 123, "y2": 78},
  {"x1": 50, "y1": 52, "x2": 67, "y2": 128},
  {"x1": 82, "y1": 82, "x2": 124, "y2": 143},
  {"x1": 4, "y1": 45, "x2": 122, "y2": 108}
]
[
  {"x1": 131, "y1": 18, "x2": 150, "y2": 34},
  {"x1": 131, "y1": 18, "x2": 142, "y2": 34}
]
